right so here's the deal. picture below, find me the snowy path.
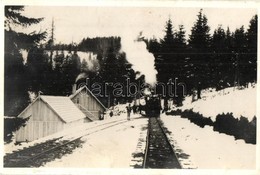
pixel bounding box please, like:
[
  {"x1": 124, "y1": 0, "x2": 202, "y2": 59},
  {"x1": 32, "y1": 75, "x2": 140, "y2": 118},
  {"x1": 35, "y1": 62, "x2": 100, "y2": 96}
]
[
  {"x1": 43, "y1": 113, "x2": 148, "y2": 168},
  {"x1": 161, "y1": 114, "x2": 256, "y2": 169}
]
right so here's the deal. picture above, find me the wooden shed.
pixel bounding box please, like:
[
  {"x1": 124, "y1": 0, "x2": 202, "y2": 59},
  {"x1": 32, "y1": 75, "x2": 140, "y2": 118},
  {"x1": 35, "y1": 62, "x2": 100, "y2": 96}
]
[
  {"x1": 15, "y1": 95, "x2": 87, "y2": 142},
  {"x1": 70, "y1": 85, "x2": 106, "y2": 120}
]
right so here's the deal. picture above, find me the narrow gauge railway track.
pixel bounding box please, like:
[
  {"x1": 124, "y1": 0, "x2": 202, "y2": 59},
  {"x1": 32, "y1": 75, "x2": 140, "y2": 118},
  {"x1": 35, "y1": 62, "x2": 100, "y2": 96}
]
[
  {"x1": 4, "y1": 119, "x2": 129, "y2": 167},
  {"x1": 143, "y1": 117, "x2": 182, "y2": 169},
  {"x1": 4, "y1": 137, "x2": 83, "y2": 167}
]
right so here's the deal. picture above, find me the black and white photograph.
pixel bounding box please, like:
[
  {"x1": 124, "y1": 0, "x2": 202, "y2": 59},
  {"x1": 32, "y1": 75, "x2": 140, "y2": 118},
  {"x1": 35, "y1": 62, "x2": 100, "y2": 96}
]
[{"x1": 1, "y1": 0, "x2": 259, "y2": 174}]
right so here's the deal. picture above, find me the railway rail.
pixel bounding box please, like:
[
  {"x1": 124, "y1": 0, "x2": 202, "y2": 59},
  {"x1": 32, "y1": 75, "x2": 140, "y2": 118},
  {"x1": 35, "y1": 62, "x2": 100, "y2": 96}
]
[
  {"x1": 4, "y1": 119, "x2": 129, "y2": 167},
  {"x1": 143, "y1": 117, "x2": 182, "y2": 169}
]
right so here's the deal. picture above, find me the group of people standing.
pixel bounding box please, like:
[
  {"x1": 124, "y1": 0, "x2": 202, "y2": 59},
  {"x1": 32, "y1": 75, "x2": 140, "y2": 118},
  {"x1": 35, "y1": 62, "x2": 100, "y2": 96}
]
[
  {"x1": 124, "y1": 97, "x2": 174, "y2": 121},
  {"x1": 126, "y1": 101, "x2": 145, "y2": 120}
]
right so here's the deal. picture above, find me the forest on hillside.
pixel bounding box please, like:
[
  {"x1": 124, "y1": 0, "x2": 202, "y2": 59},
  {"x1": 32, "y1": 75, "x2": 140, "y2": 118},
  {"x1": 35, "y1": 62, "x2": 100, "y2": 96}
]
[
  {"x1": 4, "y1": 6, "x2": 257, "y2": 116},
  {"x1": 146, "y1": 10, "x2": 257, "y2": 105}
]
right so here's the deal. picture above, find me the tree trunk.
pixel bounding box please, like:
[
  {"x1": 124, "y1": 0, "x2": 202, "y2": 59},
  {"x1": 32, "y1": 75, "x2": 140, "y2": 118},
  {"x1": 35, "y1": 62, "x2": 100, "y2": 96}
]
[{"x1": 197, "y1": 85, "x2": 201, "y2": 99}]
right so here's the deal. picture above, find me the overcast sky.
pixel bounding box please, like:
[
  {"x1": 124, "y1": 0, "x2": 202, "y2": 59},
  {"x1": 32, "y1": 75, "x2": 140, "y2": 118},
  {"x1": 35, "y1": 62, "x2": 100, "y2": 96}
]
[{"x1": 17, "y1": 6, "x2": 257, "y2": 44}]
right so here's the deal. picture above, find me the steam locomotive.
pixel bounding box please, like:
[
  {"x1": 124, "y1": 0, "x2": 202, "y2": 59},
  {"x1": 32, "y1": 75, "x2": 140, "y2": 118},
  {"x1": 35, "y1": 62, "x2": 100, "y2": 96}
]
[
  {"x1": 137, "y1": 95, "x2": 162, "y2": 118},
  {"x1": 145, "y1": 95, "x2": 162, "y2": 117}
]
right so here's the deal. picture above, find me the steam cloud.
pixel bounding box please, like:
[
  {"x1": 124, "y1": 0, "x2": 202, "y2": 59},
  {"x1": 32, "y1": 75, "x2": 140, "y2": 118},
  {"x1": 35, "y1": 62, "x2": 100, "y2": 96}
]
[
  {"x1": 121, "y1": 32, "x2": 157, "y2": 86},
  {"x1": 75, "y1": 33, "x2": 158, "y2": 85},
  {"x1": 75, "y1": 72, "x2": 88, "y2": 83}
]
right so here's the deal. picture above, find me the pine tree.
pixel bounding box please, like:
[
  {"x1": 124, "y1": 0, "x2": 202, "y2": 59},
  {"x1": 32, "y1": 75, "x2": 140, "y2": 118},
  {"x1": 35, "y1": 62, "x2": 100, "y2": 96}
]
[
  {"x1": 156, "y1": 18, "x2": 176, "y2": 83},
  {"x1": 211, "y1": 25, "x2": 227, "y2": 89},
  {"x1": 46, "y1": 18, "x2": 55, "y2": 67},
  {"x1": 174, "y1": 25, "x2": 187, "y2": 105},
  {"x1": 176, "y1": 25, "x2": 186, "y2": 47},
  {"x1": 62, "y1": 50, "x2": 82, "y2": 95},
  {"x1": 246, "y1": 15, "x2": 257, "y2": 84},
  {"x1": 54, "y1": 50, "x2": 64, "y2": 71},
  {"x1": 5, "y1": 6, "x2": 46, "y2": 51},
  {"x1": 223, "y1": 27, "x2": 236, "y2": 87},
  {"x1": 27, "y1": 46, "x2": 52, "y2": 94},
  {"x1": 162, "y1": 19, "x2": 174, "y2": 44},
  {"x1": 4, "y1": 6, "x2": 46, "y2": 115},
  {"x1": 175, "y1": 25, "x2": 187, "y2": 80},
  {"x1": 233, "y1": 26, "x2": 247, "y2": 86},
  {"x1": 51, "y1": 51, "x2": 65, "y2": 95},
  {"x1": 148, "y1": 38, "x2": 160, "y2": 54},
  {"x1": 188, "y1": 9, "x2": 211, "y2": 98}
]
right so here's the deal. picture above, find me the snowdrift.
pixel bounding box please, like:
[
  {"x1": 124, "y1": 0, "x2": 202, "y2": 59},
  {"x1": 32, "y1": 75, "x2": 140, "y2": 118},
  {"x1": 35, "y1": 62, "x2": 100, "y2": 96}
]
[
  {"x1": 180, "y1": 85, "x2": 256, "y2": 122},
  {"x1": 168, "y1": 85, "x2": 257, "y2": 144}
]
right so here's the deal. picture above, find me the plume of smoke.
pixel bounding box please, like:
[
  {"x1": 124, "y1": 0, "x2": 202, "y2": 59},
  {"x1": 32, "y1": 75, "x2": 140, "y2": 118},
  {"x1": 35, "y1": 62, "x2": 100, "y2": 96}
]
[
  {"x1": 74, "y1": 52, "x2": 100, "y2": 83},
  {"x1": 75, "y1": 72, "x2": 88, "y2": 83},
  {"x1": 121, "y1": 32, "x2": 157, "y2": 86},
  {"x1": 76, "y1": 52, "x2": 99, "y2": 72}
]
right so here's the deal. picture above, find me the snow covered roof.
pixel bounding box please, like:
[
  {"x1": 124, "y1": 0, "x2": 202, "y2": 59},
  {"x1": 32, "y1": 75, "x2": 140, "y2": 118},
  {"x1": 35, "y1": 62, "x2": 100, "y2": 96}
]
[
  {"x1": 40, "y1": 95, "x2": 86, "y2": 123},
  {"x1": 69, "y1": 85, "x2": 106, "y2": 109},
  {"x1": 17, "y1": 95, "x2": 86, "y2": 123}
]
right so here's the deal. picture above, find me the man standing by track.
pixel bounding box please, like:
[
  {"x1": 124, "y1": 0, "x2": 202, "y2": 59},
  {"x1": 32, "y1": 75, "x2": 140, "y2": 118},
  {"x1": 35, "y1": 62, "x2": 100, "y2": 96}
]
[{"x1": 126, "y1": 104, "x2": 132, "y2": 121}]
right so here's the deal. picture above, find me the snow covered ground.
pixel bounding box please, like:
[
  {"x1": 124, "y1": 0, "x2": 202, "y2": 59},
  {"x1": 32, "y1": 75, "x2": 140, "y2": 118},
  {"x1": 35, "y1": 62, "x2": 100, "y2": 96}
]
[
  {"x1": 161, "y1": 114, "x2": 256, "y2": 169},
  {"x1": 41, "y1": 112, "x2": 255, "y2": 169},
  {"x1": 4, "y1": 111, "x2": 256, "y2": 169},
  {"x1": 4, "y1": 88, "x2": 257, "y2": 169},
  {"x1": 178, "y1": 84, "x2": 256, "y2": 122},
  {"x1": 43, "y1": 113, "x2": 148, "y2": 168}
]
